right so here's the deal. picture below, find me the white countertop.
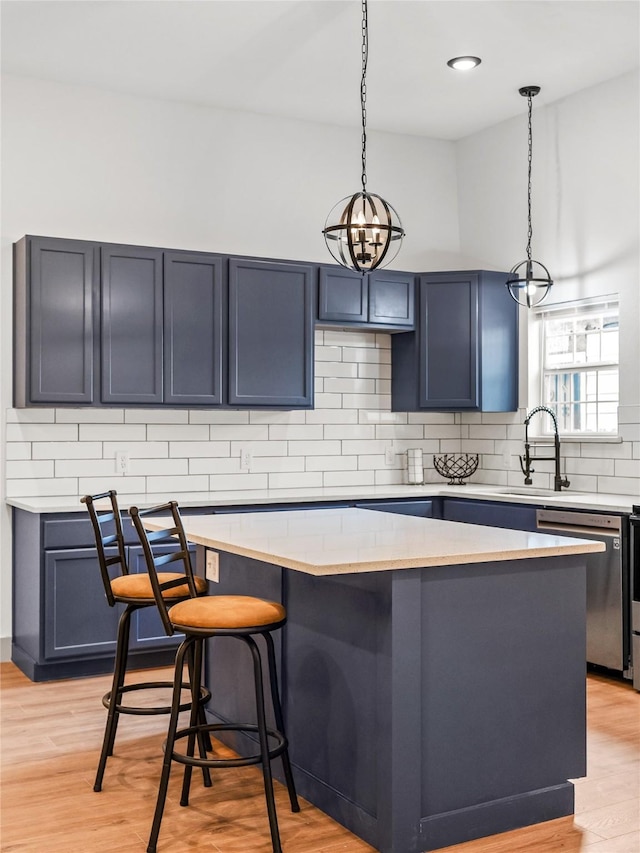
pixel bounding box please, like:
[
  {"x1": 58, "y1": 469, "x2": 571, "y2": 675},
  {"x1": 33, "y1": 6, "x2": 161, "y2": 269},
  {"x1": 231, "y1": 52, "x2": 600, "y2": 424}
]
[
  {"x1": 144, "y1": 507, "x2": 605, "y2": 576},
  {"x1": 5, "y1": 482, "x2": 637, "y2": 514}
]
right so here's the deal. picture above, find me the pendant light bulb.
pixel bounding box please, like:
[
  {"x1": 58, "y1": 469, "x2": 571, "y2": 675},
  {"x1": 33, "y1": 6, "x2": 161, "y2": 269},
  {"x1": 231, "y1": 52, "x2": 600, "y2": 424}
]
[
  {"x1": 322, "y1": 0, "x2": 405, "y2": 273},
  {"x1": 506, "y1": 86, "x2": 553, "y2": 308}
]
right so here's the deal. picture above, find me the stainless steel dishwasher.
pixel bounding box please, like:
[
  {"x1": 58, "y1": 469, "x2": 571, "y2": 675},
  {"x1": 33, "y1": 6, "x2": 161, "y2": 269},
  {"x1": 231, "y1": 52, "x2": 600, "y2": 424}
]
[{"x1": 536, "y1": 508, "x2": 627, "y2": 674}]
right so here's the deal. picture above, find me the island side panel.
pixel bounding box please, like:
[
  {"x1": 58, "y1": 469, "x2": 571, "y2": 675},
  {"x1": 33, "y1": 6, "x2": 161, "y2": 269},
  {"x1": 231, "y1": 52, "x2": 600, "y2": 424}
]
[
  {"x1": 284, "y1": 569, "x2": 390, "y2": 847},
  {"x1": 418, "y1": 554, "x2": 586, "y2": 850}
]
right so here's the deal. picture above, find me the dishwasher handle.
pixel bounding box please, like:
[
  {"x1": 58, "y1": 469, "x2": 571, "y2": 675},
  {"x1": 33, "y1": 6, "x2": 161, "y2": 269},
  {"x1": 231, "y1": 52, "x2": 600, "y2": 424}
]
[{"x1": 536, "y1": 508, "x2": 622, "y2": 536}]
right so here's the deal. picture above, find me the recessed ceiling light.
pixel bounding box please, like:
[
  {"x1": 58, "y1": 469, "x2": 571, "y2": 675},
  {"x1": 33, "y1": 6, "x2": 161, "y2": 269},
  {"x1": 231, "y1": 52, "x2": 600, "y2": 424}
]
[{"x1": 447, "y1": 56, "x2": 482, "y2": 71}]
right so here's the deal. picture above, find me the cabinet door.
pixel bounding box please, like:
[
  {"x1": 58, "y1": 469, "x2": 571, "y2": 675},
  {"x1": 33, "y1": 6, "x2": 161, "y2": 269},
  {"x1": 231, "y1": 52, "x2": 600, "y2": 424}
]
[
  {"x1": 318, "y1": 267, "x2": 368, "y2": 323},
  {"x1": 43, "y1": 548, "x2": 120, "y2": 660},
  {"x1": 419, "y1": 273, "x2": 479, "y2": 409},
  {"x1": 21, "y1": 237, "x2": 97, "y2": 405},
  {"x1": 228, "y1": 258, "x2": 314, "y2": 407},
  {"x1": 101, "y1": 244, "x2": 164, "y2": 404},
  {"x1": 368, "y1": 270, "x2": 415, "y2": 327},
  {"x1": 164, "y1": 251, "x2": 224, "y2": 405},
  {"x1": 127, "y1": 545, "x2": 194, "y2": 649}
]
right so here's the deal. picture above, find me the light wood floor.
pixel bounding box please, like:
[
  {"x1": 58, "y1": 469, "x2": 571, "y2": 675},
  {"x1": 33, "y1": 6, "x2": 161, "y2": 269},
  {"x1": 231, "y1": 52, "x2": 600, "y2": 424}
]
[{"x1": 1, "y1": 663, "x2": 638, "y2": 853}]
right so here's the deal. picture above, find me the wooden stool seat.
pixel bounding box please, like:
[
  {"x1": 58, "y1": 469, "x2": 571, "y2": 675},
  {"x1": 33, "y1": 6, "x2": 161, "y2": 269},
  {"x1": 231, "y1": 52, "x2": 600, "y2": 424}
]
[
  {"x1": 169, "y1": 594, "x2": 286, "y2": 633},
  {"x1": 111, "y1": 573, "x2": 208, "y2": 602}
]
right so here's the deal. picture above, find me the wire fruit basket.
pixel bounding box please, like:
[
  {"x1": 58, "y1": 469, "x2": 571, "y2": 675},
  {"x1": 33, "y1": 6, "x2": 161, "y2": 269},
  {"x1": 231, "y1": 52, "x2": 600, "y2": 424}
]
[{"x1": 433, "y1": 453, "x2": 479, "y2": 485}]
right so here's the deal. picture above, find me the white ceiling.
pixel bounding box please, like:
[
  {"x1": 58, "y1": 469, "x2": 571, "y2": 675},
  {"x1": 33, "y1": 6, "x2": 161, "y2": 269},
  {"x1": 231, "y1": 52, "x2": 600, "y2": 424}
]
[{"x1": 1, "y1": 0, "x2": 638, "y2": 140}]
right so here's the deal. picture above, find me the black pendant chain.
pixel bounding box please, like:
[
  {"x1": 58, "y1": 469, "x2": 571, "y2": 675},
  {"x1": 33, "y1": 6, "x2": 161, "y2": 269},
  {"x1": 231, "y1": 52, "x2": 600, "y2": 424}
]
[
  {"x1": 526, "y1": 90, "x2": 534, "y2": 263},
  {"x1": 360, "y1": 0, "x2": 368, "y2": 194}
]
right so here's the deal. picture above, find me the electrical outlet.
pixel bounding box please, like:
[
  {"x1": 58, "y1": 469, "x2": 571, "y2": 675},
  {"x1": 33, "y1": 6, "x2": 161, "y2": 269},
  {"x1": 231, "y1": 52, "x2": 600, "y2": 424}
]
[
  {"x1": 205, "y1": 550, "x2": 219, "y2": 583},
  {"x1": 240, "y1": 447, "x2": 252, "y2": 471},
  {"x1": 115, "y1": 451, "x2": 130, "y2": 475},
  {"x1": 385, "y1": 445, "x2": 395, "y2": 466},
  {"x1": 502, "y1": 451, "x2": 510, "y2": 469}
]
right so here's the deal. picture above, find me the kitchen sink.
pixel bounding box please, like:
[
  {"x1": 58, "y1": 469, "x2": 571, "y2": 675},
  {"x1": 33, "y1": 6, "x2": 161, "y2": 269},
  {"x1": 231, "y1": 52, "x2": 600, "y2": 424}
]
[{"x1": 488, "y1": 488, "x2": 561, "y2": 497}]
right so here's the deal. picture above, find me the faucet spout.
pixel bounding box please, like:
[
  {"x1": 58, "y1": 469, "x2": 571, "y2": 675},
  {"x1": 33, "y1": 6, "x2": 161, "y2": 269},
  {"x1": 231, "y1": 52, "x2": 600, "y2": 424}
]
[{"x1": 521, "y1": 407, "x2": 570, "y2": 491}]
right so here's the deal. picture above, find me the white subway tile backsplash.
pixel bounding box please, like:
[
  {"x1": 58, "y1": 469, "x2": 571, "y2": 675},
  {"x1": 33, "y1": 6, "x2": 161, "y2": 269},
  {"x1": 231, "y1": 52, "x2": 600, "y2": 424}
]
[
  {"x1": 249, "y1": 411, "x2": 306, "y2": 425},
  {"x1": 33, "y1": 441, "x2": 104, "y2": 459},
  {"x1": 269, "y1": 472, "x2": 323, "y2": 489},
  {"x1": 129, "y1": 459, "x2": 189, "y2": 477},
  {"x1": 146, "y1": 475, "x2": 209, "y2": 493},
  {"x1": 189, "y1": 457, "x2": 241, "y2": 475},
  {"x1": 80, "y1": 424, "x2": 146, "y2": 441},
  {"x1": 324, "y1": 378, "x2": 376, "y2": 395},
  {"x1": 6, "y1": 478, "x2": 78, "y2": 497},
  {"x1": 306, "y1": 455, "x2": 358, "y2": 472},
  {"x1": 315, "y1": 346, "x2": 343, "y2": 362},
  {"x1": 314, "y1": 393, "x2": 343, "y2": 409},
  {"x1": 5, "y1": 333, "x2": 639, "y2": 502},
  {"x1": 190, "y1": 410, "x2": 250, "y2": 424},
  {"x1": 6, "y1": 460, "x2": 54, "y2": 479},
  {"x1": 57, "y1": 408, "x2": 125, "y2": 423},
  {"x1": 315, "y1": 361, "x2": 358, "y2": 378},
  {"x1": 169, "y1": 441, "x2": 229, "y2": 458},
  {"x1": 324, "y1": 425, "x2": 375, "y2": 440},
  {"x1": 342, "y1": 347, "x2": 391, "y2": 365},
  {"x1": 208, "y1": 424, "x2": 270, "y2": 442},
  {"x1": 146, "y1": 424, "x2": 209, "y2": 441},
  {"x1": 208, "y1": 473, "x2": 269, "y2": 491},
  {"x1": 288, "y1": 440, "x2": 342, "y2": 456},
  {"x1": 323, "y1": 470, "x2": 375, "y2": 487},
  {"x1": 268, "y1": 425, "x2": 324, "y2": 441},
  {"x1": 376, "y1": 425, "x2": 423, "y2": 440},
  {"x1": 56, "y1": 459, "x2": 117, "y2": 478},
  {"x1": 6, "y1": 408, "x2": 55, "y2": 423},
  {"x1": 250, "y1": 457, "x2": 306, "y2": 474},
  {"x1": 7, "y1": 423, "x2": 78, "y2": 442},
  {"x1": 6, "y1": 443, "x2": 31, "y2": 460},
  {"x1": 230, "y1": 440, "x2": 288, "y2": 457},
  {"x1": 341, "y1": 394, "x2": 390, "y2": 410},
  {"x1": 76, "y1": 476, "x2": 159, "y2": 496},
  {"x1": 125, "y1": 409, "x2": 187, "y2": 424}
]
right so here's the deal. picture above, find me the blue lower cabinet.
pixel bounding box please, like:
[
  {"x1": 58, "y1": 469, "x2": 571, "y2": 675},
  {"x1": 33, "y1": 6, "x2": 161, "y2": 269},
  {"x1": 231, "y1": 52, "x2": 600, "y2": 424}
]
[
  {"x1": 442, "y1": 498, "x2": 538, "y2": 531},
  {"x1": 355, "y1": 499, "x2": 440, "y2": 518},
  {"x1": 43, "y1": 547, "x2": 121, "y2": 661}
]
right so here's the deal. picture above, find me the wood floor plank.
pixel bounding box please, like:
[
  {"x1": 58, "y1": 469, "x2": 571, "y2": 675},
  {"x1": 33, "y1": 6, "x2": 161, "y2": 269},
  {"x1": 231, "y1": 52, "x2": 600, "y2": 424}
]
[{"x1": 1, "y1": 663, "x2": 638, "y2": 852}]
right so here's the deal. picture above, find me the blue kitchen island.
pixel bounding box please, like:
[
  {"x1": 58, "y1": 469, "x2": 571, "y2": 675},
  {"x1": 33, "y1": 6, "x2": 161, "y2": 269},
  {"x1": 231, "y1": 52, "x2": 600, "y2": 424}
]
[{"x1": 144, "y1": 507, "x2": 604, "y2": 853}]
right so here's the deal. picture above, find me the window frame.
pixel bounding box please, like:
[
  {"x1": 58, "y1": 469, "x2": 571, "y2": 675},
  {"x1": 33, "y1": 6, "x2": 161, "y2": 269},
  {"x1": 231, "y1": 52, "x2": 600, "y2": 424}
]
[{"x1": 533, "y1": 296, "x2": 619, "y2": 438}]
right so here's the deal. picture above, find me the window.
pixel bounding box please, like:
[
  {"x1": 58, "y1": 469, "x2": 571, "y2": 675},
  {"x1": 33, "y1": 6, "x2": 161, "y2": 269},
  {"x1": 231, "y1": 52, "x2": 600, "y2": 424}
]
[{"x1": 537, "y1": 299, "x2": 619, "y2": 435}]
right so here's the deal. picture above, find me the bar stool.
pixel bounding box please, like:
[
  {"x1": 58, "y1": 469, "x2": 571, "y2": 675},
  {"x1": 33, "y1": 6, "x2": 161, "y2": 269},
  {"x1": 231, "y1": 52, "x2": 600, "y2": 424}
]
[
  {"x1": 130, "y1": 502, "x2": 300, "y2": 853},
  {"x1": 82, "y1": 491, "x2": 210, "y2": 792}
]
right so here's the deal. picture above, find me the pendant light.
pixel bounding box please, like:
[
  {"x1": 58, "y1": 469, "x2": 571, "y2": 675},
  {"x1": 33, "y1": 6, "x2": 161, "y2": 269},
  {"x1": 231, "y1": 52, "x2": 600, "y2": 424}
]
[
  {"x1": 506, "y1": 86, "x2": 553, "y2": 308},
  {"x1": 322, "y1": 0, "x2": 405, "y2": 273}
]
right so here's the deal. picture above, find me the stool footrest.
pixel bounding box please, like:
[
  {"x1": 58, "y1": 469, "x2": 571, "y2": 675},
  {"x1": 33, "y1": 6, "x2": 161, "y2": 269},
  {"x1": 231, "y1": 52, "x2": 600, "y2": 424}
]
[
  {"x1": 168, "y1": 722, "x2": 288, "y2": 769},
  {"x1": 102, "y1": 681, "x2": 212, "y2": 716}
]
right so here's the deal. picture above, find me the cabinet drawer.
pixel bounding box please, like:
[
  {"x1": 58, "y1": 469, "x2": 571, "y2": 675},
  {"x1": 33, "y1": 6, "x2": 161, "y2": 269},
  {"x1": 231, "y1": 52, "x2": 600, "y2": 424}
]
[{"x1": 43, "y1": 515, "x2": 138, "y2": 549}]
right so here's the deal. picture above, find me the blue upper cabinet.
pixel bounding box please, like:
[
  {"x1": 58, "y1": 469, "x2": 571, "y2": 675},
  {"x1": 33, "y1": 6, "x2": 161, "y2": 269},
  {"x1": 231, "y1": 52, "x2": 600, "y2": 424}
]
[
  {"x1": 14, "y1": 236, "x2": 98, "y2": 406},
  {"x1": 317, "y1": 266, "x2": 415, "y2": 330},
  {"x1": 101, "y1": 244, "x2": 164, "y2": 405},
  {"x1": 391, "y1": 270, "x2": 518, "y2": 412},
  {"x1": 228, "y1": 258, "x2": 314, "y2": 408},
  {"x1": 163, "y1": 251, "x2": 224, "y2": 406}
]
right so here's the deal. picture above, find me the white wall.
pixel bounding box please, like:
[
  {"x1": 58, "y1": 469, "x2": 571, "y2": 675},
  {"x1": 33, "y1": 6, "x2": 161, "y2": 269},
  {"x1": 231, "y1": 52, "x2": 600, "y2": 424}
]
[{"x1": 0, "y1": 74, "x2": 463, "y2": 650}]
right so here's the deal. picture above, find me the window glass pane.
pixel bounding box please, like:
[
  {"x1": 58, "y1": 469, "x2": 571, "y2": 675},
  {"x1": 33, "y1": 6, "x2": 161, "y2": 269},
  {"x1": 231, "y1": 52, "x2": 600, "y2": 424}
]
[{"x1": 539, "y1": 300, "x2": 618, "y2": 434}]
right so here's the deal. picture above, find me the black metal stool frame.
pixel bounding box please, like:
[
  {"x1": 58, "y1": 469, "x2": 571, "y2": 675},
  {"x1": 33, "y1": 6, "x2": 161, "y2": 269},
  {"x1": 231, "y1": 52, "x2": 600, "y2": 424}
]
[
  {"x1": 130, "y1": 503, "x2": 300, "y2": 853},
  {"x1": 81, "y1": 491, "x2": 211, "y2": 792}
]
